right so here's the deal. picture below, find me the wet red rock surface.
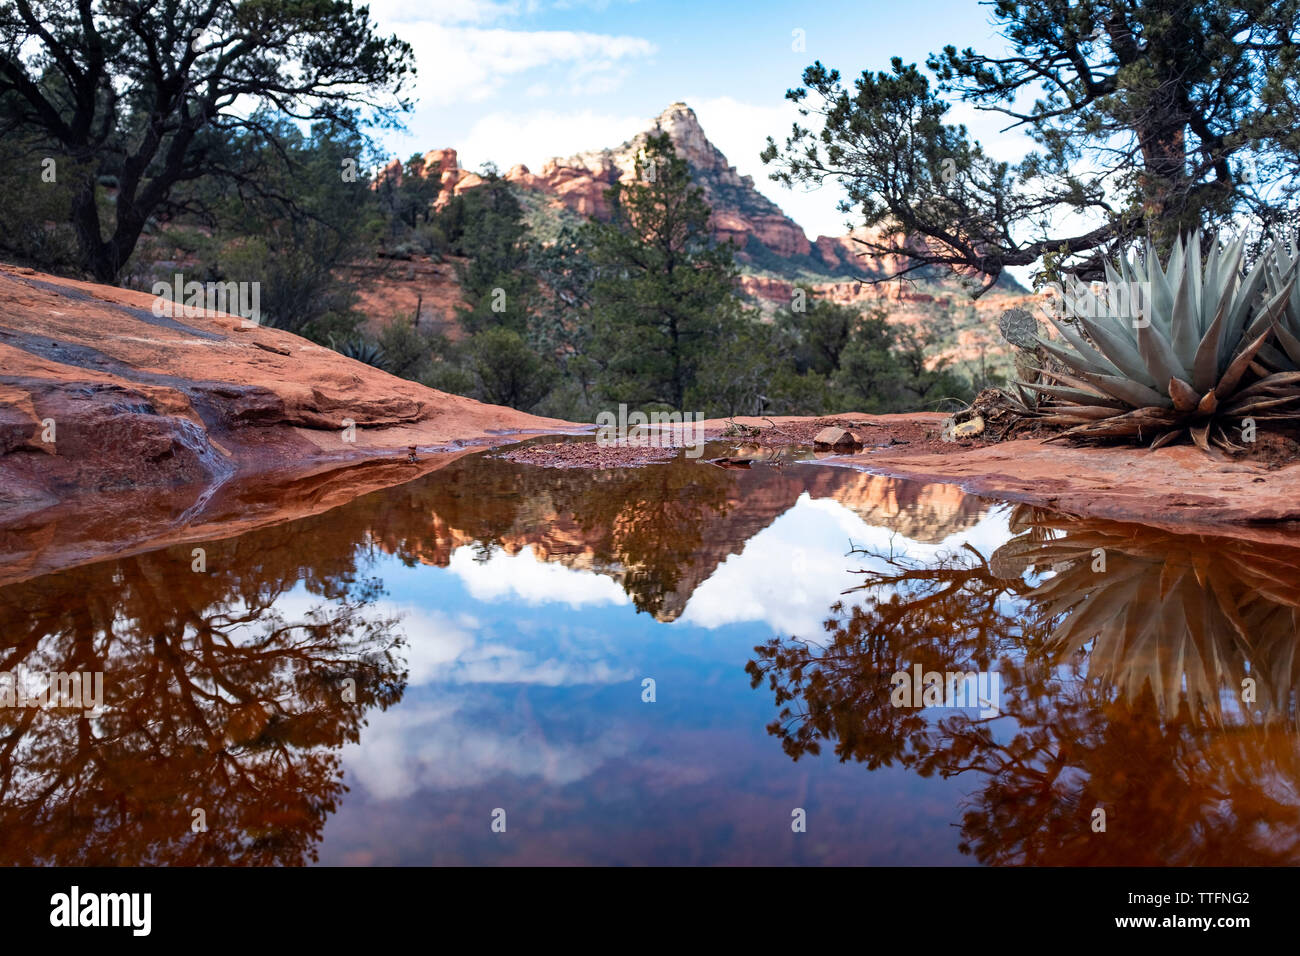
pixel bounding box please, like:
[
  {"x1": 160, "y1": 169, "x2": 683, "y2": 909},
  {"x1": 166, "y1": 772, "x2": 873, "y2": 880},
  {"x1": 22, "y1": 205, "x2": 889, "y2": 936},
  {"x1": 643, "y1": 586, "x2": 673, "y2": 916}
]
[
  {"x1": 5, "y1": 263, "x2": 1300, "y2": 586},
  {"x1": 0, "y1": 264, "x2": 573, "y2": 515}
]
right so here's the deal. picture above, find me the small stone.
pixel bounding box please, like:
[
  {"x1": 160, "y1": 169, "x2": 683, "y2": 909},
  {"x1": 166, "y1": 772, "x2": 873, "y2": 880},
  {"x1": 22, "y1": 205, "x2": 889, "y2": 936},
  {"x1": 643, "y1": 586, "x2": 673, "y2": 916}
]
[
  {"x1": 812, "y1": 426, "x2": 857, "y2": 448},
  {"x1": 941, "y1": 415, "x2": 986, "y2": 442}
]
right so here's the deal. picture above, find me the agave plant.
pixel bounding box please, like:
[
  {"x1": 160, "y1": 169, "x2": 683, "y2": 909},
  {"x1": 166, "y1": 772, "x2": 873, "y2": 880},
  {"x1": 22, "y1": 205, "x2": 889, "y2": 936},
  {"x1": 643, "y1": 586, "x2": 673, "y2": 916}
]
[
  {"x1": 1025, "y1": 230, "x2": 1300, "y2": 451},
  {"x1": 1260, "y1": 236, "x2": 1300, "y2": 373},
  {"x1": 330, "y1": 336, "x2": 390, "y2": 372}
]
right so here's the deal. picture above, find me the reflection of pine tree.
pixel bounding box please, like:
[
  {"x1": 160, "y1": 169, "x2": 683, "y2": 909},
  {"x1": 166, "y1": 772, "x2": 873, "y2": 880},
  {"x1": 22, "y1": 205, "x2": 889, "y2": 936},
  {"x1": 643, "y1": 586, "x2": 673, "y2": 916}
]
[
  {"x1": 746, "y1": 513, "x2": 1300, "y2": 864},
  {"x1": 746, "y1": 540, "x2": 1039, "y2": 766}
]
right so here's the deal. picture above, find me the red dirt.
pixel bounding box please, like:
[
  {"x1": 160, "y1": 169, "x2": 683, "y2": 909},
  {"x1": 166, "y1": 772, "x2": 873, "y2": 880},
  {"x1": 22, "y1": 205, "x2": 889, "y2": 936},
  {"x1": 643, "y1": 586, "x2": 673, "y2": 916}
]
[{"x1": 687, "y1": 413, "x2": 1300, "y2": 532}]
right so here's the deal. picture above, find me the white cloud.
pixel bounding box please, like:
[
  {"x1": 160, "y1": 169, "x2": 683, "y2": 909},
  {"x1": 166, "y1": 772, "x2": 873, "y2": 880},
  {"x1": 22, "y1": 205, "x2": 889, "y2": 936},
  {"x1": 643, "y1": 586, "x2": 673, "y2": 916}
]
[
  {"x1": 456, "y1": 107, "x2": 647, "y2": 172},
  {"x1": 343, "y1": 694, "x2": 631, "y2": 799},
  {"x1": 366, "y1": 0, "x2": 527, "y2": 26},
  {"x1": 381, "y1": 596, "x2": 633, "y2": 688},
  {"x1": 367, "y1": 19, "x2": 656, "y2": 108},
  {"x1": 385, "y1": 605, "x2": 479, "y2": 684}
]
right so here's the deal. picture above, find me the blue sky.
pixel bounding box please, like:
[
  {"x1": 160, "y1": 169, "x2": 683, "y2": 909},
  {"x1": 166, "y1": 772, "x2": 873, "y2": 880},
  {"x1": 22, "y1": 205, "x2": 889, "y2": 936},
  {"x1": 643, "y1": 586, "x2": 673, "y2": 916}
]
[{"x1": 365, "y1": 0, "x2": 1038, "y2": 239}]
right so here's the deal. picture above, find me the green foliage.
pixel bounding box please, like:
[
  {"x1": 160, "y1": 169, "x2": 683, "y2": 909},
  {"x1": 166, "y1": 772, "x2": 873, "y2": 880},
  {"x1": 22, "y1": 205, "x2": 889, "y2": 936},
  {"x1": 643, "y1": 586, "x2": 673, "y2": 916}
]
[
  {"x1": 0, "y1": 0, "x2": 414, "y2": 281},
  {"x1": 376, "y1": 319, "x2": 451, "y2": 383},
  {"x1": 765, "y1": 298, "x2": 974, "y2": 414},
  {"x1": 0, "y1": 134, "x2": 81, "y2": 271},
  {"x1": 834, "y1": 317, "x2": 973, "y2": 413},
  {"x1": 379, "y1": 156, "x2": 440, "y2": 228},
  {"x1": 765, "y1": 0, "x2": 1300, "y2": 289},
  {"x1": 688, "y1": 319, "x2": 781, "y2": 418},
  {"x1": 465, "y1": 327, "x2": 556, "y2": 412},
  {"x1": 159, "y1": 117, "x2": 372, "y2": 344},
  {"x1": 437, "y1": 171, "x2": 538, "y2": 336},
  {"x1": 583, "y1": 132, "x2": 754, "y2": 411},
  {"x1": 409, "y1": 139, "x2": 978, "y2": 420},
  {"x1": 778, "y1": 292, "x2": 862, "y2": 376},
  {"x1": 331, "y1": 336, "x2": 391, "y2": 372}
]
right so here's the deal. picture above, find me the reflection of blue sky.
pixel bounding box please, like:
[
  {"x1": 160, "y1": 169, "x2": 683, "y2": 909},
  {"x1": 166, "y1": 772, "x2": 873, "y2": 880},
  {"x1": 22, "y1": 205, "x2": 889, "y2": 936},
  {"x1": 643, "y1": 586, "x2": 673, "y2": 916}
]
[{"x1": 321, "y1": 481, "x2": 1014, "y2": 864}]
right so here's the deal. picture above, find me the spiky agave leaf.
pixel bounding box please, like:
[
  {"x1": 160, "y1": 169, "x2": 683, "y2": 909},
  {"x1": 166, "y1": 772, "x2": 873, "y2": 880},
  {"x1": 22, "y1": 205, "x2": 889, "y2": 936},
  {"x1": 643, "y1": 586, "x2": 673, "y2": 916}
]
[
  {"x1": 1023, "y1": 230, "x2": 1300, "y2": 450},
  {"x1": 1006, "y1": 510, "x2": 1300, "y2": 725},
  {"x1": 1262, "y1": 236, "x2": 1300, "y2": 371},
  {"x1": 330, "y1": 336, "x2": 391, "y2": 372}
]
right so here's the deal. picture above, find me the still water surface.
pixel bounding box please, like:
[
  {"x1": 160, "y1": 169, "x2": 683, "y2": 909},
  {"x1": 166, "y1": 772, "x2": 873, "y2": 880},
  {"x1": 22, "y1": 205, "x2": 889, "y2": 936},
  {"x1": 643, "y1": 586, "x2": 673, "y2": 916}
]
[{"x1": 1, "y1": 442, "x2": 1297, "y2": 864}]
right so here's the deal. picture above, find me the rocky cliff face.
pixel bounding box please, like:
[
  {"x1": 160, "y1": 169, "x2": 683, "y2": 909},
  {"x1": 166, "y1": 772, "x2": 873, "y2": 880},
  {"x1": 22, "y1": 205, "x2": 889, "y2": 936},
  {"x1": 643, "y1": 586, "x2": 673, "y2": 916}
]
[
  {"x1": 503, "y1": 104, "x2": 814, "y2": 259},
  {"x1": 416, "y1": 103, "x2": 841, "y2": 269},
  {"x1": 419, "y1": 102, "x2": 1026, "y2": 272},
  {"x1": 393, "y1": 101, "x2": 1037, "y2": 370}
]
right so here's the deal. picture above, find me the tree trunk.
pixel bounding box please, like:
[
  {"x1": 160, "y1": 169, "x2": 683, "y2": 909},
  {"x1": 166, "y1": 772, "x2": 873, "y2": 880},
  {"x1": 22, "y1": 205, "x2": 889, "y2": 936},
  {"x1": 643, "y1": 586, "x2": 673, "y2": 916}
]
[{"x1": 70, "y1": 177, "x2": 114, "y2": 283}]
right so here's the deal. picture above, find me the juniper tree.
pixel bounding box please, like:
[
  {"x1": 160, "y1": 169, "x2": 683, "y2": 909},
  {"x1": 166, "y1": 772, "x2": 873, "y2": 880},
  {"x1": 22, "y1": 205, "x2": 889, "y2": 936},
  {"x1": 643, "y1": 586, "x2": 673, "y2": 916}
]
[
  {"x1": 585, "y1": 132, "x2": 752, "y2": 411},
  {"x1": 763, "y1": 0, "x2": 1300, "y2": 293},
  {"x1": 0, "y1": 0, "x2": 414, "y2": 281}
]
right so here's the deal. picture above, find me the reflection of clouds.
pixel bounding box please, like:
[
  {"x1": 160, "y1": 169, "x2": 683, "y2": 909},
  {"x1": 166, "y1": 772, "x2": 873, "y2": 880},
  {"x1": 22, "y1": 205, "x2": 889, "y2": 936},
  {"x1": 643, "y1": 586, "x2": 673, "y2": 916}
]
[
  {"x1": 343, "y1": 694, "x2": 633, "y2": 800},
  {"x1": 388, "y1": 607, "x2": 477, "y2": 684},
  {"x1": 449, "y1": 545, "x2": 631, "y2": 609},
  {"x1": 384, "y1": 603, "x2": 634, "y2": 687},
  {"x1": 679, "y1": 495, "x2": 1013, "y2": 637},
  {"x1": 349, "y1": 600, "x2": 637, "y2": 800}
]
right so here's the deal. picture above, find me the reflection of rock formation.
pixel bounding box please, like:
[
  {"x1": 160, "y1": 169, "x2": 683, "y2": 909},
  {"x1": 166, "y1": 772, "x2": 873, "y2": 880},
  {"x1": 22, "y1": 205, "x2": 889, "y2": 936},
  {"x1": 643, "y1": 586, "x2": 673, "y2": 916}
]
[
  {"x1": 364, "y1": 452, "x2": 987, "y2": 621},
  {"x1": 747, "y1": 510, "x2": 1300, "y2": 864},
  {"x1": 808, "y1": 470, "x2": 984, "y2": 544}
]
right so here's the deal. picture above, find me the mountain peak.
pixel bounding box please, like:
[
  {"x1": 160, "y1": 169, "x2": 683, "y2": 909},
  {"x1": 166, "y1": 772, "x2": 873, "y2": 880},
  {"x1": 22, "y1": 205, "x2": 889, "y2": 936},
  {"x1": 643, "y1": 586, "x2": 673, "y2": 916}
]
[{"x1": 653, "y1": 101, "x2": 701, "y2": 130}]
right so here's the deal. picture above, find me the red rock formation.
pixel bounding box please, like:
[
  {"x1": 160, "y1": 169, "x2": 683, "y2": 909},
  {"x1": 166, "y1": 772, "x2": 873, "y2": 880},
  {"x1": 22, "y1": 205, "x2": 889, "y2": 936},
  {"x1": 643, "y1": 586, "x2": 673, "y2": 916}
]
[
  {"x1": 380, "y1": 104, "x2": 1045, "y2": 372},
  {"x1": 485, "y1": 103, "x2": 815, "y2": 258},
  {"x1": 0, "y1": 264, "x2": 571, "y2": 521}
]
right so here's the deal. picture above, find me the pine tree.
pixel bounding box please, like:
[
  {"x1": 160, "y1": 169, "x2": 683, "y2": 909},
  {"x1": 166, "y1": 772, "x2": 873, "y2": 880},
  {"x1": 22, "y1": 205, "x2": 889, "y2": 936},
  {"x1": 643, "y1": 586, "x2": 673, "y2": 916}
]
[{"x1": 585, "y1": 132, "x2": 751, "y2": 411}]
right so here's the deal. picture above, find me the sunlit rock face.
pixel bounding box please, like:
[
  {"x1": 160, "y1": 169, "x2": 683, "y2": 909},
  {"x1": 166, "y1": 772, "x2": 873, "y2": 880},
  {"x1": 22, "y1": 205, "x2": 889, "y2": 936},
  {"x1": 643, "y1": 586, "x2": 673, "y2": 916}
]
[{"x1": 420, "y1": 103, "x2": 816, "y2": 264}]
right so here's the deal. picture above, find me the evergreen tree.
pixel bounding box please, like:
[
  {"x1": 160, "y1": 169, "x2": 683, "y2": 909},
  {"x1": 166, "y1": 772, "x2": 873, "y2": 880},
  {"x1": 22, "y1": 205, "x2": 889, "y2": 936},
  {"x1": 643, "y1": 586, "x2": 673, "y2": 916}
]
[
  {"x1": 585, "y1": 132, "x2": 753, "y2": 411},
  {"x1": 0, "y1": 0, "x2": 414, "y2": 282},
  {"x1": 764, "y1": 0, "x2": 1300, "y2": 290}
]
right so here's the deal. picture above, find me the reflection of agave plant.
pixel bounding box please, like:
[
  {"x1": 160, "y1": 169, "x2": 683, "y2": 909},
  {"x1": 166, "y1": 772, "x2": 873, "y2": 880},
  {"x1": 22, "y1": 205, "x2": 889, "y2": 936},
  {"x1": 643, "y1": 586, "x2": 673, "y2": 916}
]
[
  {"x1": 1026, "y1": 230, "x2": 1299, "y2": 451},
  {"x1": 992, "y1": 507, "x2": 1300, "y2": 725}
]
